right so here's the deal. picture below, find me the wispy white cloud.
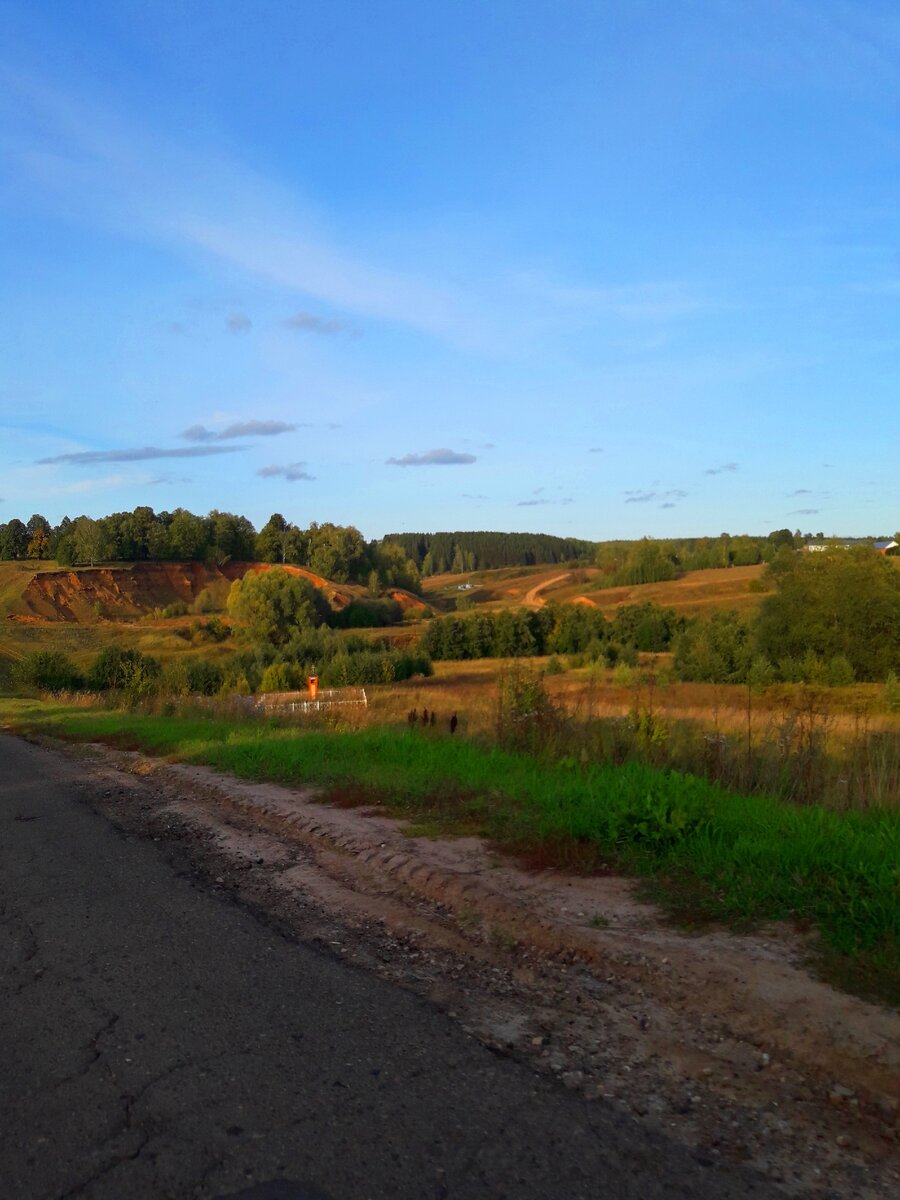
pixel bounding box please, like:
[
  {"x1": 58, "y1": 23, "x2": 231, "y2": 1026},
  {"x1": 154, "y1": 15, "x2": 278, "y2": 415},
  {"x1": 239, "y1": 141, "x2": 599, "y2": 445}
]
[
  {"x1": 37, "y1": 445, "x2": 243, "y2": 465},
  {"x1": 704, "y1": 462, "x2": 739, "y2": 475},
  {"x1": 625, "y1": 487, "x2": 687, "y2": 505},
  {"x1": 226, "y1": 311, "x2": 252, "y2": 334},
  {"x1": 284, "y1": 311, "x2": 358, "y2": 336},
  {"x1": 2, "y1": 72, "x2": 708, "y2": 354},
  {"x1": 386, "y1": 448, "x2": 476, "y2": 467},
  {"x1": 257, "y1": 462, "x2": 315, "y2": 481},
  {"x1": 182, "y1": 420, "x2": 296, "y2": 442}
]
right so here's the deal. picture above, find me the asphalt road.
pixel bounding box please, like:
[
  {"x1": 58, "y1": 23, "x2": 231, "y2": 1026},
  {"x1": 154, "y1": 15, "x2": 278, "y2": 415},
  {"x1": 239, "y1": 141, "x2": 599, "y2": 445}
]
[{"x1": 0, "y1": 733, "x2": 776, "y2": 1200}]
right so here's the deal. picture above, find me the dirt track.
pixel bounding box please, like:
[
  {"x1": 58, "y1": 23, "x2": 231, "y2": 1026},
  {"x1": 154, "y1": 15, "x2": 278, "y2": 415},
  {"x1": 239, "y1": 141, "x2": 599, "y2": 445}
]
[
  {"x1": 30, "y1": 735, "x2": 900, "y2": 1200},
  {"x1": 522, "y1": 573, "x2": 571, "y2": 607}
]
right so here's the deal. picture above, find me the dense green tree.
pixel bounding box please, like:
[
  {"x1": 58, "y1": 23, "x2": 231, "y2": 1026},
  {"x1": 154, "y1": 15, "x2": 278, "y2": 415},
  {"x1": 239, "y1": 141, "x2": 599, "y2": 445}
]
[
  {"x1": 166, "y1": 508, "x2": 209, "y2": 561},
  {"x1": 0, "y1": 518, "x2": 28, "y2": 559},
  {"x1": 754, "y1": 548, "x2": 900, "y2": 681},
  {"x1": 673, "y1": 611, "x2": 754, "y2": 683},
  {"x1": 208, "y1": 510, "x2": 256, "y2": 563},
  {"x1": 227, "y1": 568, "x2": 329, "y2": 647},
  {"x1": 611, "y1": 603, "x2": 680, "y2": 651},
  {"x1": 256, "y1": 513, "x2": 299, "y2": 563},
  {"x1": 371, "y1": 540, "x2": 421, "y2": 592},
  {"x1": 72, "y1": 516, "x2": 110, "y2": 566}
]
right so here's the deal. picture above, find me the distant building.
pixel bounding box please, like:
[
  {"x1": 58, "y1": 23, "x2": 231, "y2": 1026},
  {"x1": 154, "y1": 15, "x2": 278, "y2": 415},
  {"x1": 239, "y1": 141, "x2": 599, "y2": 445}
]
[{"x1": 804, "y1": 538, "x2": 898, "y2": 555}]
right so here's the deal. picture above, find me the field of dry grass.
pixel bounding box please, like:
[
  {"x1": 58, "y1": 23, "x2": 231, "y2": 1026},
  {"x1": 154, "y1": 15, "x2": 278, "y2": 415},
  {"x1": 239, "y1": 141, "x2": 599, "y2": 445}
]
[
  {"x1": 366, "y1": 657, "x2": 899, "y2": 732},
  {"x1": 422, "y1": 562, "x2": 770, "y2": 616}
]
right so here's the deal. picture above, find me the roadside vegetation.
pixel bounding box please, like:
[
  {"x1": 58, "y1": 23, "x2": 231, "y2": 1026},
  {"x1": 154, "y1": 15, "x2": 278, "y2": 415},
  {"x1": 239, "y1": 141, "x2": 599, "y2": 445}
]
[{"x1": 2, "y1": 664, "x2": 898, "y2": 1006}]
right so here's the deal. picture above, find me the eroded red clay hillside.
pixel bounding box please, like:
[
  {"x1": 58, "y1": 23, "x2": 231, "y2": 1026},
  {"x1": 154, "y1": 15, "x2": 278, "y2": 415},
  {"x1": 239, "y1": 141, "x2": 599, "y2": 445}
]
[{"x1": 16, "y1": 561, "x2": 359, "y2": 622}]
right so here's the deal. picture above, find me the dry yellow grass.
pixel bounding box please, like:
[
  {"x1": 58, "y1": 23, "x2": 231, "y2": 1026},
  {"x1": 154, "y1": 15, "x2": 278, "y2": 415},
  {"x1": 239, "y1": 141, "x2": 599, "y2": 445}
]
[
  {"x1": 364, "y1": 658, "x2": 899, "y2": 736},
  {"x1": 422, "y1": 563, "x2": 769, "y2": 617}
]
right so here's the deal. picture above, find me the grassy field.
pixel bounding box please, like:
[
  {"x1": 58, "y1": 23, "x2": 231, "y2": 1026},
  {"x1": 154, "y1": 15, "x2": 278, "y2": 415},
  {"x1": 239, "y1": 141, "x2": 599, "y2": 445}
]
[{"x1": 2, "y1": 695, "x2": 897, "y2": 1006}]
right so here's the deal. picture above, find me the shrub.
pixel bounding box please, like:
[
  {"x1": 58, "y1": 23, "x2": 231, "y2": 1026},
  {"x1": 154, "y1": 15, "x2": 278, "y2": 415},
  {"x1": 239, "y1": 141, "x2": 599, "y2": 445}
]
[
  {"x1": 15, "y1": 651, "x2": 82, "y2": 692},
  {"x1": 185, "y1": 659, "x2": 225, "y2": 695},
  {"x1": 496, "y1": 666, "x2": 563, "y2": 753},
  {"x1": 826, "y1": 656, "x2": 855, "y2": 688},
  {"x1": 612, "y1": 662, "x2": 635, "y2": 687},
  {"x1": 88, "y1": 647, "x2": 160, "y2": 696},
  {"x1": 192, "y1": 584, "x2": 228, "y2": 614},
  {"x1": 160, "y1": 659, "x2": 190, "y2": 696},
  {"x1": 884, "y1": 671, "x2": 900, "y2": 713},
  {"x1": 259, "y1": 661, "x2": 298, "y2": 693}
]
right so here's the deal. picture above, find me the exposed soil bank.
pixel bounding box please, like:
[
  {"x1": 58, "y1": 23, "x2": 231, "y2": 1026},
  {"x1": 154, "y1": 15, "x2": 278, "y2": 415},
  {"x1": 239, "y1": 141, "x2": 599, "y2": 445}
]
[{"x1": 17, "y1": 561, "x2": 357, "y2": 622}]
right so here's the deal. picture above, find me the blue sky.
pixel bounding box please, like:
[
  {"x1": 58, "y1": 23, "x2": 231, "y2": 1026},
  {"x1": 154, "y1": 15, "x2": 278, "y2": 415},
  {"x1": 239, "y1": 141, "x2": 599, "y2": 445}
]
[{"x1": 1, "y1": 0, "x2": 897, "y2": 540}]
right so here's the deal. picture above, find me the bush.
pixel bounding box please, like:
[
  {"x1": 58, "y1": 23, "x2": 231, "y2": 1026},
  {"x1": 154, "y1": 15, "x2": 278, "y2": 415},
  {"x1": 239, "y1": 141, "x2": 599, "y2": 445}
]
[
  {"x1": 496, "y1": 666, "x2": 564, "y2": 753},
  {"x1": 185, "y1": 659, "x2": 225, "y2": 695},
  {"x1": 15, "y1": 651, "x2": 82, "y2": 692},
  {"x1": 160, "y1": 659, "x2": 190, "y2": 696},
  {"x1": 259, "y1": 661, "x2": 299, "y2": 693},
  {"x1": 320, "y1": 649, "x2": 432, "y2": 687},
  {"x1": 612, "y1": 662, "x2": 636, "y2": 687},
  {"x1": 826, "y1": 656, "x2": 855, "y2": 688},
  {"x1": 88, "y1": 647, "x2": 160, "y2": 697},
  {"x1": 331, "y1": 598, "x2": 403, "y2": 628},
  {"x1": 192, "y1": 584, "x2": 228, "y2": 614},
  {"x1": 673, "y1": 611, "x2": 752, "y2": 683}
]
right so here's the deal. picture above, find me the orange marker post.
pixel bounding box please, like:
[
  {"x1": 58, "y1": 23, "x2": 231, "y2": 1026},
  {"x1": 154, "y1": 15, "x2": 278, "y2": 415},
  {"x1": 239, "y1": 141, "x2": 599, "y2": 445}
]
[{"x1": 308, "y1": 675, "x2": 319, "y2": 699}]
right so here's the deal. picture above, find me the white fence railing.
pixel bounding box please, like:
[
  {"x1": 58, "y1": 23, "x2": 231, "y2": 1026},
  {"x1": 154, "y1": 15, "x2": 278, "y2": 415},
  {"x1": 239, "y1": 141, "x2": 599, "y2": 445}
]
[{"x1": 252, "y1": 687, "x2": 368, "y2": 715}]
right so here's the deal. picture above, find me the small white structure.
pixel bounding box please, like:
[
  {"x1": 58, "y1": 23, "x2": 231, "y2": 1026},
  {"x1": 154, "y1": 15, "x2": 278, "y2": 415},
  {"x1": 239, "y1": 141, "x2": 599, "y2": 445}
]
[
  {"x1": 805, "y1": 539, "x2": 898, "y2": 555},
  {"x1": 235, "y1": 687, "x2": 368, "y2": 716}
]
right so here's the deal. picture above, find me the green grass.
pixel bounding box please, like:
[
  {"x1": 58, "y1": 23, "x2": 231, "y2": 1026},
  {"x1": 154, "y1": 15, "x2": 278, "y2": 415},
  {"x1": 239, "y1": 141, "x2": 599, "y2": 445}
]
[{"x1": 2, "y1": 697, "x2": 897, "y2": 1005}]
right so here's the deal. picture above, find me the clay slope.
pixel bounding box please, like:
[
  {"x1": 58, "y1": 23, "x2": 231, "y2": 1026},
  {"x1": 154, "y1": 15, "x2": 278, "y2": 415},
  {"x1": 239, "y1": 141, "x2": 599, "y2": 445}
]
[{"x1": 17, "y1": 561, "x2": 362, "y2": 622}]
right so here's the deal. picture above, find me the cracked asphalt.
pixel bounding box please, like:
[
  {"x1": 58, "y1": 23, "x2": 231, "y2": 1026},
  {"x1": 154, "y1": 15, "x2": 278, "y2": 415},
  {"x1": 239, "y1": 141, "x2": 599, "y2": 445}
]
[{"x1": 0, "y1": 734, "x2": 779, "y2": 1200}]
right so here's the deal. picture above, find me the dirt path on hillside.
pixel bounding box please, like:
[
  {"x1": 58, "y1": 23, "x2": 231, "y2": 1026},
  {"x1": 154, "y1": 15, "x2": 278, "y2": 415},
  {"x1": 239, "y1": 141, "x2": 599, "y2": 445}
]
[
  {"x1": 523, "y1": 572, "x2": 571, "y2": 607},
  {"x1": 30, "y1": 735, "x2": 899, "y2": 1200}
]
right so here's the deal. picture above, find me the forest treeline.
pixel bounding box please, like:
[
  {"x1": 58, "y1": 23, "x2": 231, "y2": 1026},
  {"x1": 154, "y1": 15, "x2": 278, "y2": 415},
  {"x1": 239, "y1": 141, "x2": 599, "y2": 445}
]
[
  {"x1": 359, "y1": 528, "x2": 885, "y2": 582},
  {"x1": 382, "y1": 530, "x2": 596, "y2": 574},
  {"x1": 0, "y1": 508, "x2": 420, "y2": 593},
  {"x1": 1, "y1": 507, "x2": 894, "y2": 595},
  {"x1": 420, "y1": 602, "x2": 679, "y2": 663}
]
